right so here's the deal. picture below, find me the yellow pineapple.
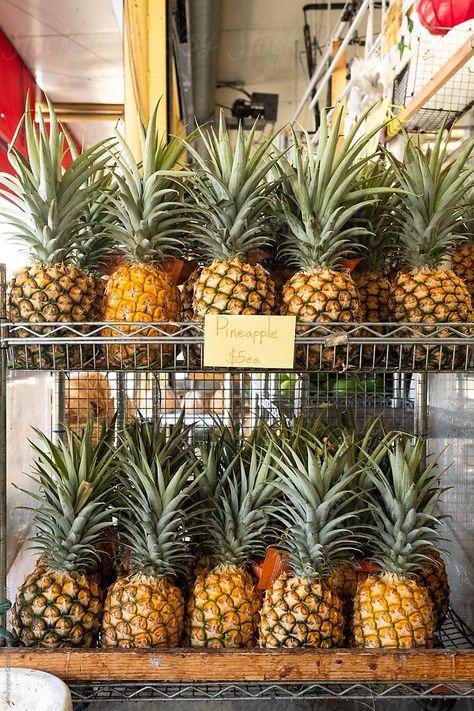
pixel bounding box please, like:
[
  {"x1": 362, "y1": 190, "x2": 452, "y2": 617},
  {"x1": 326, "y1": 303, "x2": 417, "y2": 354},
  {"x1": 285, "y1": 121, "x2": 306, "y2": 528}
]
[
  {"x1": 188, "y1": 440, "x2": 277, "y2": 648},
  {"x1": 1, "y1": 99, "x2": 111, "y2": 368},
  {"x1": 12, "y1": 421, "x2": 118, "y2": 647},
  {"x1": 417, "y1": 548, "x2": 450, "y2": 629},
  {"x1": 182, "y1": 113, "x2": 279, "y2": 319},
  {"x1": 387, "y1": 128, "x2": 474, "y2": 367},
  {"x1": 452, "y1": 242, "x2": 474, "y2": 299},
  {"x1": 102, "y1": 103, "x2": 185, "y2": 367},
  {"x1": 352, "y1": 437, "x2": 448, "y2": 648},
  {"x1": 276, "y1": 111, "x2": 384, "y2": 368},
  {"x1": 259, "y1": 438, "x2": 360, "y2": 648},
  {"x1": 101, "y1": 417, "x2": 199, "y2": 648}
]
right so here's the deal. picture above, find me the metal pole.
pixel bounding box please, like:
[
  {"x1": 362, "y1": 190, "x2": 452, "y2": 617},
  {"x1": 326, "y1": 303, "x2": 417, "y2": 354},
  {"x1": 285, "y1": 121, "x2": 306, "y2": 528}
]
[
  {"x1": 309, "y1": 0, "x2": 371, "y2": 110},
  {"x1": 115, "y1": 372, "x2": 128, "y2": 442},
  {"x1": 52, "y1": 372, "x2": 66, "y2": 443},
  {"x1": 0, "y1": 264, "x2": 8, "y2": 644},
  {"x1": 414, "y1": 372, "x2": 429, "y2": 467},
  {"x1": 291, "y1": 2, "x2": 351, "y2": 123}
]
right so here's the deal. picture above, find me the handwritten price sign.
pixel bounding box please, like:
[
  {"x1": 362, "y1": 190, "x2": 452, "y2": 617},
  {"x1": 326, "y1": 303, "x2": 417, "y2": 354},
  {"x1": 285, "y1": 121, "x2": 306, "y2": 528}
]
[{"x1": 203, "y1": 315, "x2": 296, "y2": 369}]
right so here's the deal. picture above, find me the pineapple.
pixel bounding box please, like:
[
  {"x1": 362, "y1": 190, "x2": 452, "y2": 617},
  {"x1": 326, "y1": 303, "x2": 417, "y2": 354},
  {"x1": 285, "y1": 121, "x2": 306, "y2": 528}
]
[
  {"x1": 259, "y1": 439, "x2": 360, "y2": 648},
  {"x1": 351, "y1": 161, "x2": 399, "y2": 323},
  {"x1": 188, "y1": 441, "x2": 277, "y2": 648},
  {"x1": 386, "y1": 128, "x2": 474, "y2": 367},
  {"x1": 181, "y1": 113, "x2": 279, "y2": 319},
  {"x1": 102, "y1": 103, "x2": 186, "y2": 367},
  {"x1": 12, "y1": 421, "x2": 118, "y2": 647},
  {"x1": 276, "y1": 111, "x2": 383, "y2": 368},
  {"x1": 451, "y1": 188, "x2": 474, "y2": 299},
  {"x1": 451, "y1": 242, "x2": 474, "y2": 299},
  {"x1": 352, "y1": 437, "x2": 447, "y2": 648},
  {"x1": 74, "y1": 170, "x2": 119, "y2": 322},
  {"x1": 1, "y1": 99, "x2": 111, "y2": 368},
  {"x1": 417, "y1": 548, "x2": 450, "y2": 629},
  {"x1": 179, "y1": 266, "x2": 202, "y2": 366},
  {"x1": 101, "y1": 417, "x2": 198, "y2": 648}
]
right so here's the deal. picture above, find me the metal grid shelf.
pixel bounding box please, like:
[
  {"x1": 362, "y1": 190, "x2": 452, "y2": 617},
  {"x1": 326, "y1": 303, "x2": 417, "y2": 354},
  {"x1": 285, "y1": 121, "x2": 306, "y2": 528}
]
[
  {"x1": 69, "y1": 679, "x2": 474, "y2": 703},
  {"x1": 3, "y1": 321, "x2": 474, "y2": 372}
]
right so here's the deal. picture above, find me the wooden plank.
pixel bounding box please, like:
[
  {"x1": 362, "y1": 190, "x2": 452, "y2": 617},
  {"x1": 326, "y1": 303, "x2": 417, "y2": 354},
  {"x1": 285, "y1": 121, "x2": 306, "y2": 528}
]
[
  {"x1": 388, "y1": 32, "x2": 474, "y2": 139},
  {"x1": 0, "y1": 649, "x2": 472, "y2": 682}
]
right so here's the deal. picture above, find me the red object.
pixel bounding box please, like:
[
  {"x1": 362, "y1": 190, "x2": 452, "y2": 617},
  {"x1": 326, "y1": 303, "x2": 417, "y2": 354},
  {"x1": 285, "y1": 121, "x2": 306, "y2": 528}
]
[
  {"x1": 417, "y1": 0, "x2": 474, "y2": 35},
  {"x1": 0, "y1": 29, "x2": 80, "y2": 173}
]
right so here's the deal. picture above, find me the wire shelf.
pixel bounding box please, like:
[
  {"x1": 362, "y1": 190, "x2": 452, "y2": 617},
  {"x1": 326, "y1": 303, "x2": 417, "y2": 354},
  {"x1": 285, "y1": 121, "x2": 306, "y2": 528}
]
[
  {"x1": 69, "y1": 679, "x2": 474, "y2": 703},
  {"x1": 4, "y1": 322, "x2": 474, "y2": 372},
  {"x1": 43, "y1": 609, "x2": 471, "y2": 702},
  {"x1": 64, "y1": 608, "x2": 474, "y2": 703}
]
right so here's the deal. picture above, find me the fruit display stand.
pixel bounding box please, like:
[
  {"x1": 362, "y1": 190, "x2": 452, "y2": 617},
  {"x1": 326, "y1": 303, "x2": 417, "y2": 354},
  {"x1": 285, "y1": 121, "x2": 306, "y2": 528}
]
[{"x1": 1, "y1": 274, "x2": 474, "y2": 705}]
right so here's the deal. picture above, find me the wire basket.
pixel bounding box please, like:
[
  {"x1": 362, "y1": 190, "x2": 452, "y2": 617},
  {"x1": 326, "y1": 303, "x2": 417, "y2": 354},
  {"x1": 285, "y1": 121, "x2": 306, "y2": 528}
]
[{"x1": 392, "y1": 25, "x2": 474, "y2": 132}]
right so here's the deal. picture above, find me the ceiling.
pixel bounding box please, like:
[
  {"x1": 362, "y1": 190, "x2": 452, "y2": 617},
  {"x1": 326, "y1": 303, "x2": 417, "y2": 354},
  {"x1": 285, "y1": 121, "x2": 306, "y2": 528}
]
[{"x1": 0, "y1": 0, "x2": 123, "y2": 146}]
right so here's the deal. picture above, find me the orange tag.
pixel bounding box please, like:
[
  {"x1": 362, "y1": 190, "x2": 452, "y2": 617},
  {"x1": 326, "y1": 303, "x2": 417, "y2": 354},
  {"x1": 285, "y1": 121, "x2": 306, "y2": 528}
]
[
  {"x1": 257, "y1": 547, "x2": 291, "y2": 590},
  {"x1": 355, "y1": 559, "x2": 380, "y2": 573},
  {"x1": 339, "y1": 258, "x2": 363, "y2": 274}
]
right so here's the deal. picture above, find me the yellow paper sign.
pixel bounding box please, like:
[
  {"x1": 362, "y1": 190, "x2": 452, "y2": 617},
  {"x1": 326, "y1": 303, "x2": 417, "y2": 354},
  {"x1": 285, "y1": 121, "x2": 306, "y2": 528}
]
[{"x1": 204, "y1": 315, "x2": 296, "y2": 369}]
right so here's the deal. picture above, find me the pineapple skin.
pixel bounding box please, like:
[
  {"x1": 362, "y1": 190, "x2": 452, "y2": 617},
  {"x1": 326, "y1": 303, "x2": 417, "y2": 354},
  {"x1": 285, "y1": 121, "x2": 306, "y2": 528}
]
[
  {"x1": 101, "y1": 574, "x2": 184, "y2": 648},
  {"x1": 389, "y1": 268, "x2": 472, "y2": 367},
  {"x1": 353, "y1": 271, "x2": 389, "y2": 322},
  {"x1": 452, "y1": 243, "x2": 474, "y2": 299},
  {"x1": 8, "y1": 262, "x2": 96, "y2": 369},
  {"x1": 188, "y1": 565, "x2": 261, "y2": 648},
  {"x1": 258, "y1": 572, "x2": 344, "y2": 648},
  {"x1": 353, "y1": 573, "x2": 435, "y2": 649},
  {"x1": 417, "y1": 549, "x2": 450, "y2": 629},
  {"x1": 281, "y1": 269, "x2": 360, "y2": 322},
  {"x1": 12, "y1": 567, "x2": 102, "y2": 648},
  {"x1": 281, "y1": 269, "x2": 360, "y2": 367},
  {"x1": 389, "y1": 269, "x2": 471, "y2": 323},
  {"x1": 179, "y1": 267, "x2": 202, "y2": 366},
  {"x1": 193, "y1": 258, "x2": 275, "y2": 317},
  {"x1": 103, "y1": 262, "x2": 180, "y2": 367}
]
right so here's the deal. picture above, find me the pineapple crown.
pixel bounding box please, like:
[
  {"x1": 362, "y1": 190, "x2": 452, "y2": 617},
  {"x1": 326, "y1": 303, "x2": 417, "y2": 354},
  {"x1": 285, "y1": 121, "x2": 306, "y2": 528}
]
[
  {"x1": 202, "y1": 441, "x2": 279, "y2": 567},
  {"x1": 276, "y1": 109, "x2": 386, "y2": 272},
  {"x1": 271, "y1": 439, "x2": 363, "y2": 580},
  {"x1": 384, "y1": 126, "x2": 474, "y2": 270},
  {"x1": 180, "y1": 111, "x2": 283, "y2": 262},
  {"x1": 73, "y1": 170, "x2": 119, "y2": 274},
  {"x1": 105, "y1": 101, "x2": 188, "y2": 264},
  {"x1": 0, "y1": 97, "x2": 113, "y2": 265},
  {"x1": 20, "y1": 420, "x2": 119, "y2": 573},
  {"x1": 365, "y1": 436, "x2": 449, "y2": 577},
  {"x1": 117, "y1": 417, "x2": 200, "y2": 579},
  {"x1": 350, "y1": 160, "x2": 400, "y2": 274}
]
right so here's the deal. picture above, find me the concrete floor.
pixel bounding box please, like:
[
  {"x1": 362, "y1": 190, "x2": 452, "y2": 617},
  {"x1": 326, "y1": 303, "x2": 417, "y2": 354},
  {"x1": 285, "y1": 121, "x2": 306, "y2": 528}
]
[{"x1": 80, "y1": 699, "x2": 474, "y2": 710}]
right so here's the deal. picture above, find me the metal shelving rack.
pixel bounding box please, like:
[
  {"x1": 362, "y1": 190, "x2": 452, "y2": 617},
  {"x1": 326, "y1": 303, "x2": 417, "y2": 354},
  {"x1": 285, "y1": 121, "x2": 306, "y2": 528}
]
[{"x1": 0, "y1": 269, "x2": 473, "y2": 703}]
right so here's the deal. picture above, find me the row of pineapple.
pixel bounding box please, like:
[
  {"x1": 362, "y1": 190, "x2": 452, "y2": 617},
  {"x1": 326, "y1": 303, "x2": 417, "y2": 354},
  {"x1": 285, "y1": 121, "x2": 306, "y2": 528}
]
[
  {"x1": 13, "y1": 411, "x2": 450, "y2": 650},
  {"x1": 2, "y1": 100, "x2": 474, "y2": 369}
]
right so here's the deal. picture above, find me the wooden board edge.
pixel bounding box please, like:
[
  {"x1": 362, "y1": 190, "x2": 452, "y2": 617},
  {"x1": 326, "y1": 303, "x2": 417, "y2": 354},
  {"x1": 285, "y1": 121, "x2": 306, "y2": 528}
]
[{"x1": 0, "y1": 648, "x2": 473, "y2": 682}]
